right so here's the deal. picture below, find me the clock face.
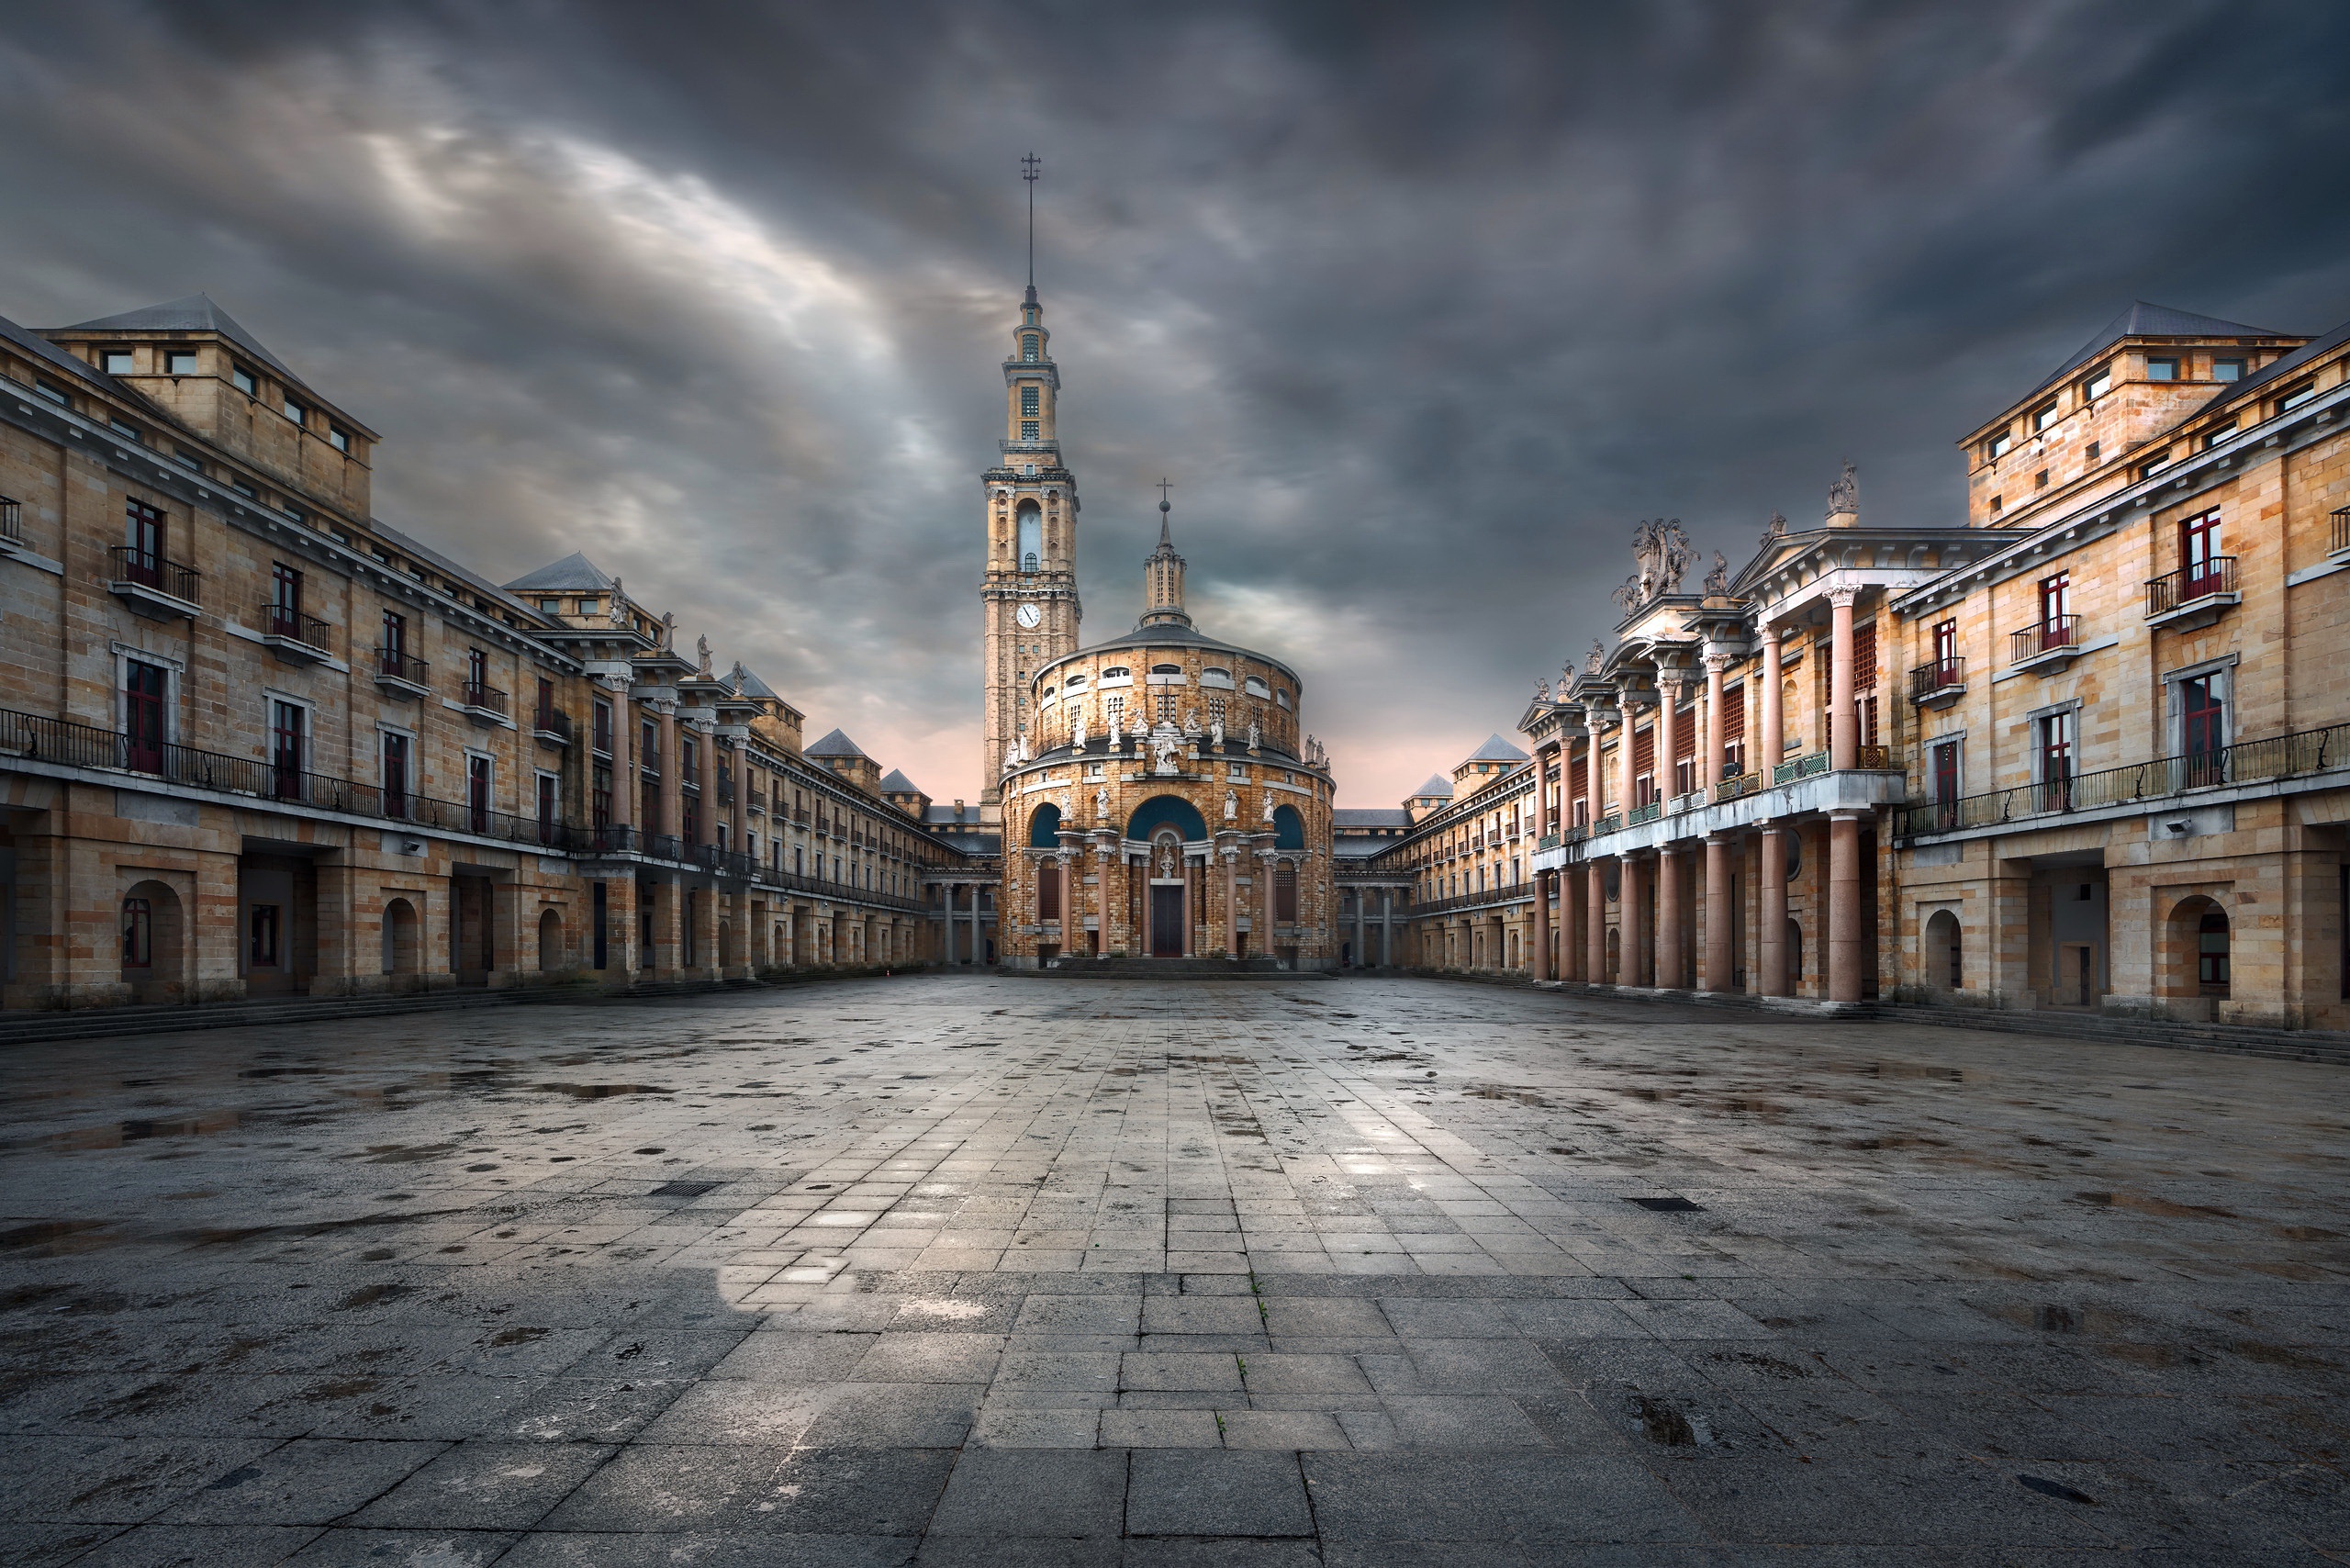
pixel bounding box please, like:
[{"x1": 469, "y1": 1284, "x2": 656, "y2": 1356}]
[{"x1": 1015, "y1": 602, "x2": 1041, "y2": 628}]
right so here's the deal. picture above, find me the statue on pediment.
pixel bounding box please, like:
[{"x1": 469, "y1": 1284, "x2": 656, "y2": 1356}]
[
  {"x1": 1703, "y1": 551, "x2": 1729, "y2": 598},
  {"x1": 1827, "y1": 460, "x2": 1858, "y2": 519},
  {"x1": 1760, "y1": 510, "x2": 1787, "y2": 551}
]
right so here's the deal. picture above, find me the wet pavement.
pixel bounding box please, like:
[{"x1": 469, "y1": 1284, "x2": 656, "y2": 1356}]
[{"x1": 0, "y1": 972, "x2": 2345, "y2": 1565}]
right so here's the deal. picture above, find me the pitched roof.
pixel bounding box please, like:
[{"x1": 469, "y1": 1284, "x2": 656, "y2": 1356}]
[
  {"x1": 2033, "y1": 300, "x2": 2288, "y2": 394},
  {"x1": 1410, "y1": 773, "x2": 1455, "y2": 799},
  {"x1": 1462, "y1": 733, "x2": 1530, "y2": 764},
  {"x1": 62, "y1": 293, "x2": 304, "y2": 383},
  {"x1": 2196, "y1": 311, "x2": 2350, "y2": 419},
  {"x1": 878, "y1": 769, "x2": 923, "y2": 795},
  {"x1": 728, "y1": 661, "x2": 782, "y2": 701},
  {"x1": 501, "y1": 551, "x2": 614, "y2": 593},
  {"x1": 804, "y1": 728, "x2": 868, "y2": 759},
  {"x1": 1333, "y1": 807, "x2": 1412, "y2": 828}
]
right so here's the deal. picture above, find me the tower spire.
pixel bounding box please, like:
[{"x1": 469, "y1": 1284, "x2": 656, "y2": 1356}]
[
  {"x1": 1021, "y1": 151, "x2": 1041, "y2": 300},
  {"x1": 1140, "y1": 482, "x2": 1190, "y2": 628}
]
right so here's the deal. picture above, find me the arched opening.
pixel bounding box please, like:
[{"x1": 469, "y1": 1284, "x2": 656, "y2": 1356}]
[
  {"x1": 1016, "y1": 501, "x2": 1042, "y2": 574},
  {"x1": 1785, "y1": 919, "x2": 1804, "y2": 992},
  {"x1": 1148, "y1": 828, "x2": 1186, "y2": 958},
  {"x1": 1028, "y1": 801, "x2": 1062, "y2": 847},
  {"x1": 120, "y1": 879, "x2": 185, "y2": 1002},
  {"x1": 1126, "y1": 795, "x2": 1208, "y2": 843},
  {"x1": 381, "y1": 898, "x2": 420, "y2": 978},
  {"x1": 718, "y1": 918, "x2": 736, "y2": 969},
  {"x1": 1605, "y1": 925, "x2": 1621, "y2": 981},
  {"x1": 538, "y1": 906, "x2": 565, "y2": 971},
  {"x1": 1924, "y1": 910, "x2": 1961, "y2": 996},
  {"x1": 1272, "y1": 804, "x2": 1305, "y2": 851},
  {"x1": 2163, "y1": 895, "x2": 2230, "y2": 1002}
]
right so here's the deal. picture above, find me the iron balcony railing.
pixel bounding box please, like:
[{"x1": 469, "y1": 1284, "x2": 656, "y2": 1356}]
[
  {"x1": 1593, "y1": 812, "x2": 1622, "y2": 835},
  {"x1": 532, "y1": 707, "x2": 573, "y2": 742},
  {"x1": 1411, "y1": 881, "x2": 1535, "y2": 919},
  {"x1": 108, "y1": 545, "x2": 200, "y2": 604},
  {"x1": 1854, "y1": 745, "x2": 1896, "y2": 770},
  {"x1": 1715, "y1": 771, "x2": 1762, "y2": 801},
  {"x1": 1910, "y1": 658, "x2": 1964, "y2": 702},
  {"x1": 1897, "y1": 719, "x2": 2350, "y2": 837},
  {"x1": 2010, "y1": 614, "x2": 2081, "y2": 663},
  {"x1": 2145, "y1": 557, "x2": 2238, "y2": 618},
  {"x1": 261, "y1": 602, "x2": 332, "y2": 651},
  {"x1": 0, "y1": 706, "x2": 570, "y2": 847},
  {"x1": 375, "y1": 647, "x2": 430, "y2": 686},
  {"x1": 1537, "y1": 831, "x2": 1560, "y2": 850},
  {"x1": 0, "y1": 496, "x2": 20, "y2": 544},
  {"x1": 459, "y1": 681, "x2": 509, "y2": 716},
  {"x1": 1627, "y1": 801, "x2": 1663, "y2": 825},
  {"x1": 2334, "y1": 506, "x2": 2350, "y2": 555},
  {"x1": 1772, "y1": 751, "x2": 1830, "y2": 785}
]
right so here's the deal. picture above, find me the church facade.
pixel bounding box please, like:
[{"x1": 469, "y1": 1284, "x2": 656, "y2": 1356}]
[{"x1": 977, "y1": 287, "x2": 1336, "y2": 969}]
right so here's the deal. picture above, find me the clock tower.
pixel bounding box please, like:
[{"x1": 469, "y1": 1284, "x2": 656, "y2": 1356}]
[{"x1": 979, "y1": 277, "x2": 1080, "y2": 812}]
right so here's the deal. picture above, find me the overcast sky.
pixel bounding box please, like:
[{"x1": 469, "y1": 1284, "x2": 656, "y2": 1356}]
[{"x1": 5, "y1": 1, "x2": 2347, "y2": 805}]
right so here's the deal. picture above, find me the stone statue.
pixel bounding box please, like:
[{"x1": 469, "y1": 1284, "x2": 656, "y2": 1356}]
[
  {"x1": 1826, "y1": 460, "x2": 1858, "y2": 519},
  {"x1": 608, "y1": 577, "x2": 628, "y2": 627},
  {"x1": 696, "y1": 634, "x2": 712, "y2": 676},
  {"x1": 1225, "y1": 790, "x2": 1238, "y2": 821},
  {"x1": 1157, "y1": 843, "x2": 1177, "y2": 877},
  {"x1": 729, "y1": 662, "x2": 745, "y2": 698},
  {"x1": 1094, "y1": 786, "x2": 1109, "y2": 820},
  {"x1": 1211, "y1": 716, "x2": 1225, "y2": 748},
  {"x1": 1150, "y1": 722, "x2": 1182, "y2": 777},
  {"x1": 661, "y1": 610, "x2": 676, "y2": 648},
  {"x1": 1588, "y1": 639, "x2": 1606, "y2": 675},
  {"x1": 1182, "y1": 708, "x2": 1201, "y2": 737},
  {"x1": 1559, "y1": 660, "x2": 1575, "y2": 692},
  {"x1": 1246, "y1": 719, "x2": 1261, "y2": 754},
  {"x1": 1070, "y1": 706, "x2": 1087, "y2": 750},
  {"x1": 1262, "y1": 792, "x2": 1276, "y2": 823},
  {"x1": 1002, "y1": 739, "x2": 1020, "y2": 775},
  {"x1": 1610, "y1": 573, "x2": 1644, "y2": 613},
  {"x1": 1703, "y1": 551, "x2": 1729, "y2": 598},
  {"x1": 1762, "y1": 510, "x2": 1786, "y2": 548},
  {"x1": 1534, "y1": 678, "x2": 1550, "y2": 703}
]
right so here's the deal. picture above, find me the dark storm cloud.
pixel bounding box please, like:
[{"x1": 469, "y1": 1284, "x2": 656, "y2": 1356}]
[{"x1": 4, "y1": 0, "x2": 2347, "y2": 801}]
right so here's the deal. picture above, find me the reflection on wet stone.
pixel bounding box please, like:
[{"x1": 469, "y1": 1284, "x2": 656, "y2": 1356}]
[{"x1": 0, "y1": 974, "x2": 2344, "y2": 1559}]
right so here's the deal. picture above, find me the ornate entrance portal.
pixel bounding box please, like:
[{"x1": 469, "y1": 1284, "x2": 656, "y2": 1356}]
[{"x1": 1150, "y1": 884, "x2": 1184, "y2": 957}]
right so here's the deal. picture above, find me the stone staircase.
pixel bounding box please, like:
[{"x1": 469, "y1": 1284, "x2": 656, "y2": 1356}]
[{"x1": 1027, "y1": 957, "x2": 1330, "y2": 980}]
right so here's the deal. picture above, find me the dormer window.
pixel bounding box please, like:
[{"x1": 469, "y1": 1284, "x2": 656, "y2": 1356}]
[
  {"x1": 2145, "y1": 357, "x2": 2177, "y2": 381},
  {"x1": 328, "y1": 425, "x2": 351, "y2": 454},
  {"x1": 1102, "y1": 666, "x2": 1130, "y2": 680},
  {"x1": 100, "y1": 350, "x2": 134, "y2": 375},
  {"x1": 1985, "y1": 431, "x2": 2011, "y2": 461},
  {"x1": 2202, "y1": 420, "x2": 2236, "y2": 449},
  {"x1": 2279, "y1": 381, "x2": 2317, "y2": 411},
  {"x1": 2031, "y1": 402, "x2": 2058, "y2": 431},
  {"x1": 33, "y1": 378, "x2": 67, "y2": 405},
  {"x1": 231, "y1": 364, "x2": 258, "y2": 397},
  {"x1": 1150, "y1": 664, "x2": 1181, "y2": 676},
  {"x1": 2083, "y1": 367, "x2": 2111, "y2": 401},
  {"x1": 165, "y1": 350, "x2": 198, "y2": 376}
]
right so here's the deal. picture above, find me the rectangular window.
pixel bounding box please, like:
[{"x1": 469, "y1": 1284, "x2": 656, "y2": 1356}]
[
  {"x1": 593, "y1": 697, "x2": 613, "y2": 754},
  {"x1": 381, "y1": 732, "x2": 410, "y2": 818},
  {"x1": 381, "y1": 610, "x2": 407, "y2": 658},
  {"x1": 270, "y1": 560, "x2": 302, "y2": 634},
  {"x1": 122, "y1": 898, "x2": 152, "y2": 968},
  {"x1": 593, "y1": 765, "x2": 612, "y2": 833},
  {"x1": 101, "y1": 349, "x2": 134, "y2": 375},
  {"x1": 2084, "y1": 368, "x2": 2111, "y2": 400},
  {"x1": 2036, "y1": 710, "x2": 2075, "y2": 808},
  {"x1": 2181, "y1": 509, "x2": 2222, "y2": 593},
  {"x1": 283, "y1": 396, "x2": 306, "y2": 425},
  {"x1": 2181, "y1": 674, "x2": 2226, "y2": 785},
  {"x1": 2031, "y1": 402, "x2": 2058, "y2": 431},
  {"x1": 108, "y1": 418, "x2": 144, "y2": 443},
  {"x1": 468, "y1": 755, "x2": 492, "y2": 834},
  {"x1": 535, "y1": 676, "x2": 554, "y2": 729},
  {"x1": 642, "y1": 720, "x2": 659, "y2": 771},
  {"x1": 34, "y1": 377, "x2": 68, "y2": 405},
  {"x1": 1986, "y1": 431, "x2": 2010, "y2": 460},
  {"x1": 1020, "y1": 420, "x2": 1039, "y2": 441},
  {"x1": 1852, "y1": 621, "x2": 1877, "y2": 689},
  {"x1": 2038, "y1": 572, "x2": 2071, "y2": 627},
  {"x1": 124, "y1": 660, "x2": 168, "y2": 773},
  {"x1": 2086, "y1": 440, "x2": 2100, "y2": 464},
  {"x1": 1931, "y1": 618, "x2": 1959, "y2": 671},
  {"x1": 2202, "y1": 420, "x2": 2236, "y2": 449},
  {"x1": 1019, "y1": 385, "x2": 1040, "y2": 416},
  {"x1": 271, "y1": 700, "x2": 306, "y2": 800},
  {"x1": 1931, "y1": 740, "x2": 1961, "y2": 816},
  {"x1": 2146, "y1": 357, "x2": 2177, "y2": 381},
  {"x1": 2280, "y1": 381, "x2": 2317, "y2": 411},
  {"x1": 231, "y1": 364, "x2": 258, "y2": 397},
  {"x1": 125, "y1": 498, "x2": 164, "y2": 572},
  {"x1": 328, "y1": 425, "x2": 351, "y2": 454},
  {"x1": 537, "y1": 773, "x2": 560, "y2": 843},
  {"x1": 2212, "y1": 358, "x2": 2244, "y2": 382},
  {"x1": 165, "y1": 350, "x2": 198, "y2": 375}
]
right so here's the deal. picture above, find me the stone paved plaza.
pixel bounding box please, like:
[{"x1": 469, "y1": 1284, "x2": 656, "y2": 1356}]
[{"x1": 1, "y1": 976, "x2": 2346, "y2": 1565}]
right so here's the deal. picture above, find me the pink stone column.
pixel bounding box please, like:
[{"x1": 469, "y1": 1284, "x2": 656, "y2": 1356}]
[
  {"x1": 1620, "y1": 852, "x2": 1647, "y2": 987},
  {"x1": 1829, "y1": 588, "x2": 1857, "y2": 771},
  {"x1": 1619, "y1": 708, "x2": 1639, "y2": 818},
  {"x1": 1759, "y1": 627, "x2": 1783, "y2": 778},
  {"x1": 1530, "y1": 868, "x2": 1551, "y2": 981},
  {"x1": 1829, "y1": 811, "x2": 1863, "y2": 1002},
  {"x1": 1656, "y1": 843, "x2": 1683, "y2": 990},
  {"x1": 1585, "y1": 858, "x2": 1608, "y2": 982},
  {"x1": 1759, "y1": 827, "x2": 1788, "y2": 996},
  {"x1": 1702, "y1": 834, "x2": 1734, "y2": 992},
  {"x1": 1656, "y1": 679, "x2": 1680, "y2": 804},
  {"x1": 1703, "y1": 654, "x2": 1729, "y2": 797}
]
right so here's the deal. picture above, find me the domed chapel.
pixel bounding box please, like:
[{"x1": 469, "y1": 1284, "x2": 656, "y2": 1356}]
[{"x1": 979, "y1": 276, "x2": 1335, "y2": 969}]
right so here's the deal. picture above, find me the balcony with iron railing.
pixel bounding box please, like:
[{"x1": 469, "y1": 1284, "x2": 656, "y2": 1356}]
[
  {"x1": 1772, "y1": 750, "x2": 1830, "y2": 786},
  {"x1": 1910, "y1": 657, "x2": 1965, "y2": 708},
  {"x1": 373, "y1": 647, "x2": 431, "y2": 700},
  {"x1": 0, "y1": 706, "x2": 573, "y2": 847},
  {"x1": 532, "y1": 706, "x2": 573, "y2": 747},
  {"x1": 259, "y1": 602, "x2": 333, "y2": 663},
  {"x1": 2009, "y1": 614, "x2": 2082, "y2": 672},
  {"x1": 458, "y1": 681, "x2": 510, "y2": 725},
  {"x1": 106, "y1": 545, "x2": 200, "y2": 618},
  {"x1": 2144, "y1": 556, "x2": 2239, "y2": 629},
  {"x1": 2333, "y1": 505, "x2": 2350, "y2": 557},
  {"x1": 1897, "y1": 719, "x2": 2350, "y2": 838},
  {"x1": 0, "y1": 496, "x2": 21, "y2": 549}
]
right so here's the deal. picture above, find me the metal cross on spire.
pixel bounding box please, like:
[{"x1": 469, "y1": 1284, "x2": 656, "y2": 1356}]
[
  {"x1": 1156, "y1": 478, "x2": 1173, "y2": 546},
  {"x1": 1021, "y1": 152, "x2": 1041, "y2": 288}
]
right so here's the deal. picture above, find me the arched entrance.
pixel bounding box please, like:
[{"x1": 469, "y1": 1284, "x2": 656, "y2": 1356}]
[
  {"x1": 538, "y1": 906, "x2": 565, "y2": 971},
  {"x1": 1147, "y1": 828, "x2": 1186, "y2": 958},
  {"x1": 382, "y1": 898, "x2": 420, "y2": 979},
  {"x1": 1785, "y1": 919, "x2": 1804, "y2": 992},
  {"x1": 1924, "y1": 909, "x2": 1961, "y2": 996},
  {"x1": 2164, "y1": 895, "x2": 2230, "y2": 1003},
  {"x1": 120, "y1": 879, "x2": 185, "y2": 1003}
]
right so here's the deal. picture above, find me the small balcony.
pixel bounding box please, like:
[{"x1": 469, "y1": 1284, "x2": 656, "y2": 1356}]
[
  {"x1": 0, "y1": 496, "x2": 22, "y2": 555},
  {"x1": 260, "y1": 602, "x2": 333, "y2": 664},
  {"x1": 1909, "y1": 657, "x2": 1965, "y2": 709},
  {"x1": 458, "y1": 681, "x2": 510, "y2": 726},
  {"x1": 532, "y1": 707, "x2": 573, "y2": 748},
  {"x1": 107, "y1": 545, "x2": 201, "y2": 620},
  {"x1": 2144, "y1": 557, "x2": 2240, "y2": 632},
  {"x1": 1627, "y1": 801, "x2": 1663, "y2": 825},
  {"x1": 373, "y1": 647, "x2": 431, "y2": 701},
  {"x1": 1771, "y1": 751, "x2": 1830, "y2": 786},
  {"x1": 1853, "y1": 744, "x2": 1897, "y2": 770},
  {"x1": 1714, "y1": 770, "x2": 1762, "y2": 802},
  {"x1": 2333, "y1": 506, "x2": 2350, "y2": 559},
  {"x1": 2009, "y1": 615, "x2": 2082, "y2": 674}
]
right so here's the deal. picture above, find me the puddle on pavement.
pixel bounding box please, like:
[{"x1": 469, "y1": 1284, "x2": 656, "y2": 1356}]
[
  {"x1": 532, "y1": 1083, "x2": 674, "y2": 1099},
  {"x1": 2075, "y1": 1191, "x2": 2239, "y2": 1219}
]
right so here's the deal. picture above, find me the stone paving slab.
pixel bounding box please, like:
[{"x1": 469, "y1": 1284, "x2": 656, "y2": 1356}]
[{"x1": 0, "y1": 973, "x2": 2346, "y2": 1561}]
